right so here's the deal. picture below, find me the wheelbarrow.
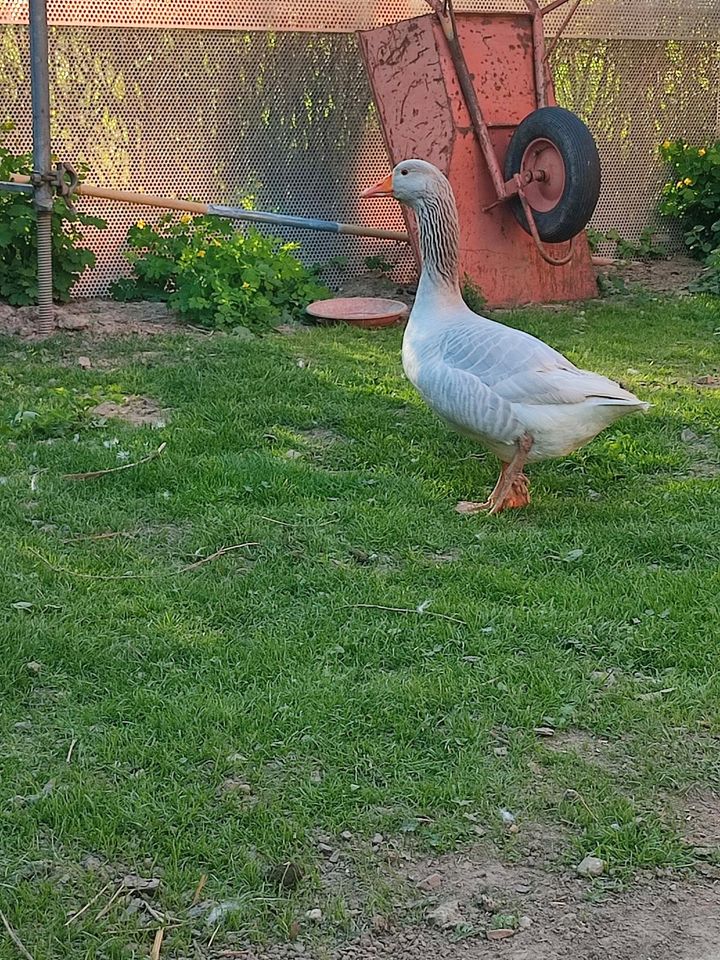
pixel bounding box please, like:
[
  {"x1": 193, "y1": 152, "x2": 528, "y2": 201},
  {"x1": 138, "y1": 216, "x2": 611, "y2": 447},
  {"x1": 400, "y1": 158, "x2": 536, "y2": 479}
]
[{"x1": 358, "y1": 0, "x2": 601, "y2": 306}]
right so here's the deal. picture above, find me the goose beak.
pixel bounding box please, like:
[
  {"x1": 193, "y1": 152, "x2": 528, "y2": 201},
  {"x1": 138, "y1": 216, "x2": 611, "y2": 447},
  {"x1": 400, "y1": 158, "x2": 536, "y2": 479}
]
[{"x1": 361, "y1": 173, "x2": 394, "y2": 198}]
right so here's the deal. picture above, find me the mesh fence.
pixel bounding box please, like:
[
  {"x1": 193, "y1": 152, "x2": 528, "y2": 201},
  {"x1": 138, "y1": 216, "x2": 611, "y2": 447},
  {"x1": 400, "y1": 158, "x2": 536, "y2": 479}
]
[{"x1": 1, "y1": 1, "x2": 718, "y2": 295}]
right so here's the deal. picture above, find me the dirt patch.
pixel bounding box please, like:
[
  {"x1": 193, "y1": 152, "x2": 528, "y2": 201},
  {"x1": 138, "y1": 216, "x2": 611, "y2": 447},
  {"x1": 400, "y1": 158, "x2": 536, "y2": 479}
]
[
  {"x1": 298, "y1": 426, "x2": 346, "y2": 446},
  {"x1": 675, "y1": 787, "x2": 720, "y2": 849},
  {"x1": 694, "y1": 375, "x2": 720, "y2": 389},
  {"x1": 336, "y1": 273, "x2": 416, "y2": 308},
  {"x1": 92, "y1": 396, "x2": 169, "y2": 428},
  {"x1": 680, "y1": 428, "x2": 720, "y2": 477},
  {"x1": 233, "y1": 846, "x2": 720, "y2": 960},
  {"x1": 0, "y1": 299, "x2": 202, "y2": 340},
  {"x1": 595, "y1": 255, "x2": 704, "y2": 297}
]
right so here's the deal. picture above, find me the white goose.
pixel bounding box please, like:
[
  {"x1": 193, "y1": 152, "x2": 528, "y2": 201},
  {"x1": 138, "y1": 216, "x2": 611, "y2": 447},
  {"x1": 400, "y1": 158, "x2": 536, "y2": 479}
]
[{"x1": 362, "y1": 159, "x2": 649, "y2": 515}]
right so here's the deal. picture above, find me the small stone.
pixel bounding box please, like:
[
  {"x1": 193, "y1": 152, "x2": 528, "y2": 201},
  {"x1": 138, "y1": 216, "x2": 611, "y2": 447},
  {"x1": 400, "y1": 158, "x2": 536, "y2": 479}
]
[
  {"x1": 82, "y1": 855, "x2": 103, "y2": 872},
  {"x1": 285, "y1": 449, "x2": 303, "y2": 460},
  {"x1": 427, "y1": 899, "x2": 463, "y2": 929},
  {"x1": 576, "y1": 855, "x2": 605, "y2": 878},
  {"x1": 508, "y1": 823, "x2": 519, "y2": 834},
  {"x1": 518, "y1": 915, "x2": 533, "y2": 931},
  {"x1": 533, "y1": 726, "x2": 555, "y2": 737},
  {"x1": 328, "y1": 850, "x2": 341, "y2": 864},
  {"x1": 220, "y1": 778, "x2": 252, "y2": 795},
  {"x1": 487, "y1": 928, "x2": 515, "y2": 941},
  {"x1": 25, "y1": 661, "x2": 43, "y2": 674},
  {"x1": 499, "y1": 808, "x2": 515, "y2": 825},
  {"x1": 305, "y1": 908, "x2": 323, "y2": 922},
  {"x1": 267, "y1": 861, "x2": 304, "y2": 890},
  {"x1": 57, "y1": 314, "x2": 90, "y2": 331},
  {"x1": 417, "y1": 872, "x2": 443, "y2": 892},
  {"x1": 77, "y1": 356, "x2": 92, "y2": 369},
  {"x1": 340, "y1": 830, "x2": 353, "y2": 841},
  {"x1": 515, "y1": 884, "x2": 531, "y2": 894},
  {"x1": 317, "y1": 842, "x2": 334, "y2": 856},
  {"x1": 14, "y1": 720, "x2": 33, "y2": 732},
  {"x1": 371, "y1": 833, "x2": 384, "y2": 846},
  {"x1": 493, "y1": 746, "x2": 508, "y2": 757}
]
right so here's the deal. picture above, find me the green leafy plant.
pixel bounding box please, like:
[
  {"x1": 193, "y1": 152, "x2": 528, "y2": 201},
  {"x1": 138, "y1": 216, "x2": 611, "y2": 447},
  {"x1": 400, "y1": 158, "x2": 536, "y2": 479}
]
[
  {"x1": 659, "y1": 138, "x2": 720, "y2": 259},
  {"x1": 110, "y1": 213, "x2": 331, "y2": 330},
  {"x1": 0, "y1": 121, "x2": 106, "y2": 305},
  {"x1": 461, "y1": 274, "x2": 486, "y2": 313},
  {"x1": 589, "y1": 226, "x2": 666, "y2": 260},
  {"x1": 364, "y1": 254, "x2": 394, "y2": 275},
  {"x1": 688, "y1": 247, "x2": 720, "y2": 295}
]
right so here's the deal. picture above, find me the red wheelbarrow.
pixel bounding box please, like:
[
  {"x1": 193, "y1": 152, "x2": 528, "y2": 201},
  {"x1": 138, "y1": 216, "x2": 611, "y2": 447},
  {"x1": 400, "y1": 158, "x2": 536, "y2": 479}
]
[{"x1": 358, "y1": 0, "x2": 600, "y2": 306}]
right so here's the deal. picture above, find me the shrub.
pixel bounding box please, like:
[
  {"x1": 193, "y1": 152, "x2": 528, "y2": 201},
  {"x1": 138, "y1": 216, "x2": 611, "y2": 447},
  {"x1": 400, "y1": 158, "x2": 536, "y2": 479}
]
[
  {"x1": 0, "y1": 121, "x2": 106, "y2": 305},
  {"x1": 688, "y1": 248, "x2": 720, "y2": 295},
  {"x1": 659, "y1": 138, "x2": 720, "y2": 260},
  {"x1": 110, "y1": 213, "x2": 331, "y2": 331}
]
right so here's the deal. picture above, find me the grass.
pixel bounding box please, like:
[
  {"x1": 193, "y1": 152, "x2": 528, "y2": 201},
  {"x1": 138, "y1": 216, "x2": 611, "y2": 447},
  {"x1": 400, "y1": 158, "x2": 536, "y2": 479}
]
[{"x1": 1, "y1": 293, "x2": 719, "y2": 957}]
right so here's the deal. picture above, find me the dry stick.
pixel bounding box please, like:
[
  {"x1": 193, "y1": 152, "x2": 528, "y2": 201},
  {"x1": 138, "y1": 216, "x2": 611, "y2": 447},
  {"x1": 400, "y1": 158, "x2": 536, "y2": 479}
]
[
  {"x1": 191, "y1": 873, "x2": 208, "y2": 907},
  {"x1": 95, "y1": 882, "x2": 126, "y2": 920},
  {"x1": 64, "y1": 442, "x2": 167, "y2": 481},
  {"x1": 65, "y1": 882, "x2": 113, "y2": 926},
  {"x1": 65, "y1": 738, "x2": 77, "y2": 763},
  {"x1": 347, "y1": 603, "x2": 466, "y2": 625},
  {"x1": 62, "y1": 530, "x2": 137, "y2": 543},
  {"x1": 207, "y1": 925, "x2": 221, "y2": 949},
  {"x1": 150, "y1": 927, "x2": 165, "y2": 960},
  {"x1": 0, "y1": 910, "x2": 35, "y2": 960},
  {"x1": 27, "y1": 543, "x2": 258, "y2": 581},
  {"x1": 178, "y1": 543, "x2": 258, "y2": 573}
]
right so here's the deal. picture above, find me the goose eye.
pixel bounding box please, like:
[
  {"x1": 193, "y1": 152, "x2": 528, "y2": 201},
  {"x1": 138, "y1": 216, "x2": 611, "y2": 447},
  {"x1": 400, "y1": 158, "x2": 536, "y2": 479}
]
[{"x1": 400, "y1": 169, "x2": 408, "y2": 176}]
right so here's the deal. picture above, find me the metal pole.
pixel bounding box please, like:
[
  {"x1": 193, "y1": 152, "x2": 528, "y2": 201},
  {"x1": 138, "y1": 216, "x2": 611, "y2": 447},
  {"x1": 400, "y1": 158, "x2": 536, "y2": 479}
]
[{"x1": 28, "y1": 0, "x2": 54, "y2": 337}]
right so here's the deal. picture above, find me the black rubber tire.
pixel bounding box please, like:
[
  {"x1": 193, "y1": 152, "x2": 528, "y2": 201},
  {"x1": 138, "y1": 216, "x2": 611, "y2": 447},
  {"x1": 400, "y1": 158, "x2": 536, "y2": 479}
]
[{"x1": 503, "y1": 106, "x2": 601, "y2": 244}]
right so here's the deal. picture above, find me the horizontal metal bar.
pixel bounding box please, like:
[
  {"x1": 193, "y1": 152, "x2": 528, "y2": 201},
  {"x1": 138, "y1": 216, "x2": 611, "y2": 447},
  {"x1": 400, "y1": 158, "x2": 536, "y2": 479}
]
[
  {"x1": 0, "y1": 180, "x2": 34, "y2": 194},
  {"x1": 208, "y1": 204, "x2": 408, "y2": 242}
]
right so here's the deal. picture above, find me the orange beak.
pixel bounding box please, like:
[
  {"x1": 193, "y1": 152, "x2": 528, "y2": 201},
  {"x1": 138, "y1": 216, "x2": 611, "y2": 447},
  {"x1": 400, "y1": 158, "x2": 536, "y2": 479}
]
[{"x1": 361, "y1": 173, "x2": 394, "y2": 198}]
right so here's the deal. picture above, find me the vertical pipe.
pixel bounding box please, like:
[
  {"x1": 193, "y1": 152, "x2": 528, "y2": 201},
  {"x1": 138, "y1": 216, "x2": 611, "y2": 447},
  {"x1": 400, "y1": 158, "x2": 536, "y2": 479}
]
[{"x1": 28, "y1": 0, "x2": 54, "y2": 337}]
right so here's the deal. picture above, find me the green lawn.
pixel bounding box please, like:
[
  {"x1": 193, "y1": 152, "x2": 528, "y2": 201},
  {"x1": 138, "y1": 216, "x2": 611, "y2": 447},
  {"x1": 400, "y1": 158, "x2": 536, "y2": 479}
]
[{"x1": 1, "y1": 294, "x2": 719, "y2": 958}]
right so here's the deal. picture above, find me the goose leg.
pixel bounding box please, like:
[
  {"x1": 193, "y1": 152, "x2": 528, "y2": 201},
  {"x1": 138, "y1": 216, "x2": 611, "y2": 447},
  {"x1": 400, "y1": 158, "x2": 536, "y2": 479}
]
[{"x1": 456, "y1": 435, "x2": 533, "y2": 516}]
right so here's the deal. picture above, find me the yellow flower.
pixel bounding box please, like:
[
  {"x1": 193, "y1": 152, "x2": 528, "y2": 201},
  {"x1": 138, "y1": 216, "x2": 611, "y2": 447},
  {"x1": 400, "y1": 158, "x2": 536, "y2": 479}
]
[
  {"x1": 676, "y1": 180, "x2": 684, "y2": 188},
  {"x1": 699, "y1": 148, "x2": 706, "y2": 157},
  {"x1": 180, "y1": 213, "x2": 192, "y2": 224},
  {"x1": 662, "y1": 139, "x2": 672, "y2": 149},
  {"x1": 196, "y1": 249, "x2": 206, "y2": 257},
  {"x1": 242, "y1": 281, "x2": 251, "y2": 289},
  {"x1": 136, "y1": 219, "x2": 146, "y2": 229},
  {"x1": 684, "y1": 177, "x2": 693, "y2": 186}
]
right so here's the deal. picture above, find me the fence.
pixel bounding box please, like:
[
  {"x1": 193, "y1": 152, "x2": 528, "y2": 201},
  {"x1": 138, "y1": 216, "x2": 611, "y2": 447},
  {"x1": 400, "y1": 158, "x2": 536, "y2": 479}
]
[{"x1": 1, "y1": 0, "x2": 719, "y2": 295}]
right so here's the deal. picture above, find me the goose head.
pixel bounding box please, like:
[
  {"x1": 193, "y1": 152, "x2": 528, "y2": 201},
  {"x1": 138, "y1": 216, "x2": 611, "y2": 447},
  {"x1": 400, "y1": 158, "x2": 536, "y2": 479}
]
[
  {"x1": 362, "y1": 160, "x2": 461, "y2": 295},
  {"x1": 361, "y1": 158, "x2": 453, "y2": 208}
]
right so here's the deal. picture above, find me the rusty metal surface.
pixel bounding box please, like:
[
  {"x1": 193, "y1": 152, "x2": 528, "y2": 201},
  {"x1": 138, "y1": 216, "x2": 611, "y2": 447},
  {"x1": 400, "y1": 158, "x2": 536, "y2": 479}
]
[{"x1": 360, "y1": 12, "x2": 596, "y2": 304}]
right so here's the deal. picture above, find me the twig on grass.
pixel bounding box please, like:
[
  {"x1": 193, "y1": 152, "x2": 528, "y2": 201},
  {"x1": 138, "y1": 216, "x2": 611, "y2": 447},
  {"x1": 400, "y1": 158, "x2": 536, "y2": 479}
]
[
  {"x1": 150, "y1": 927, "x2": 165, "y2": 960},
  {"x1": 64, "y1": 882, "x2": 113, "y2": 926},
  {"x1": 347, "y1": 603, "x2": 466, "y2": 625},
  {"x1": 64, "y1": 442, "x2": 167, "y2": 480},
  {"x1": 65, "y1": 738, "x2": 77, "y2": 763},
  {"x1": 62, "y1": 530, "x2": 137, "y2": 544},
  {"x1": 95, "y1": 882, "x2": 126, "y2": 920},
  {"x1": 191, "y1": 873, "x2": 208, "y2": 906},
  {"x1": 27, "y1": 543, "x2": 258, "y2": 581},
  {"x1": 0, "y1": 909, "x2": 35, "y2": 960}
]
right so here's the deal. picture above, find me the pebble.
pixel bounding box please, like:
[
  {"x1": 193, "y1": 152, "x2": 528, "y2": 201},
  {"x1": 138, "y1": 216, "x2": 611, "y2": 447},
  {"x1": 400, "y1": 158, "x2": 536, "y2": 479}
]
[
  {"x1": 534, "y1": 726, "x2": 555, "y2": 737},
  {"x1": 487, "y1": 928, "x2": 515, "y2": 941},
  {"x1": 427, "y1": 899, "x2": 463, "y2": 929},
  {"x1": 371, "y1": 833, "x2": 384, "y2": 846},
  {"x1": 25, "y1": 661, "x2": 43, "y2": 674},
  {"x1": 340, "y1": 830, "x2": 353, "y2": 841},
  {"x1": 305, "y1": 908, "x2": 323, "y2": 922},
  {"x1": 13, "y1": 720, "x2": 33, "y2": 732},
  {"x1": 576, "y1": 855, "x2": 606, "y2": 878},
  {"x1": 77, "y1": 355, "x2": 92, "y2": 369},
  {"x1": 518, "y1": 915, "x2": 533, "y2": 930},
  {"x1": 317, "y1": 842, "x2": 334, "y2": 856},
  {"x1": 417, "y1": 872, "x2": 443, "y2": 892}
]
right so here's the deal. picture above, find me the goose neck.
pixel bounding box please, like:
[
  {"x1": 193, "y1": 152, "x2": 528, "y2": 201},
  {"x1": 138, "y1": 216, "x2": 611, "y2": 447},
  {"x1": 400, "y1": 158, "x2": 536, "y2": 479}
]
[{"x1": 414, "y1": 192, "x2": 462, "y2": 301}]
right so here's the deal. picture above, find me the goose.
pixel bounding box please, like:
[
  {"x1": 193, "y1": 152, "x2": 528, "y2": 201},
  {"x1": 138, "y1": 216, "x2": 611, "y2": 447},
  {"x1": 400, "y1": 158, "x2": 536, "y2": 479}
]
[{"x1": 362, "y1": 159, "x2": 649, "y2": 515}]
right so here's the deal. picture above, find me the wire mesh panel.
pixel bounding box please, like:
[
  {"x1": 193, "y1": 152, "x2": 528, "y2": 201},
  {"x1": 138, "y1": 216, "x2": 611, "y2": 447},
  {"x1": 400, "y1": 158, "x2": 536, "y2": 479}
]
[{"x1": 0, "y1": 1, "x2": 718, "y2": 295}]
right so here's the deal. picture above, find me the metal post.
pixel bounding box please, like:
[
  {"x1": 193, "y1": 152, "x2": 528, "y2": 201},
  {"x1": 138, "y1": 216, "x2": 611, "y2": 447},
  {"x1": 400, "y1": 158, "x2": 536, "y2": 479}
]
[{"x1": 28, "y1": 0, "x2": 54, "y2": 337}]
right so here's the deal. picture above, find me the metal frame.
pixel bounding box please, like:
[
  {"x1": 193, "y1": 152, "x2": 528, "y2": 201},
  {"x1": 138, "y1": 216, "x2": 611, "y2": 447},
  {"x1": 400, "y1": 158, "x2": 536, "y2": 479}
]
[{"x1": 424, "y1": 0, "x2": 582, "y2": 265}]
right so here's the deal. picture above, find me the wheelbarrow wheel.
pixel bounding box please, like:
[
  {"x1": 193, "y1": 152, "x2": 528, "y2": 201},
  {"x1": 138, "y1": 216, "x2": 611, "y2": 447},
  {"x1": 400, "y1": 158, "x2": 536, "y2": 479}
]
[{"x1": 504, "y1": 106, "x2": 600, "y2": 244}]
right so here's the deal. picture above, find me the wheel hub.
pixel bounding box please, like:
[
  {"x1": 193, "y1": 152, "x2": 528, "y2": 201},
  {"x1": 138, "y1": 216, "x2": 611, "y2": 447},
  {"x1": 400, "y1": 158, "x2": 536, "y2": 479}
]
[{"x1": 520, "y1": 137, "x2": 566, "y2": 213}]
